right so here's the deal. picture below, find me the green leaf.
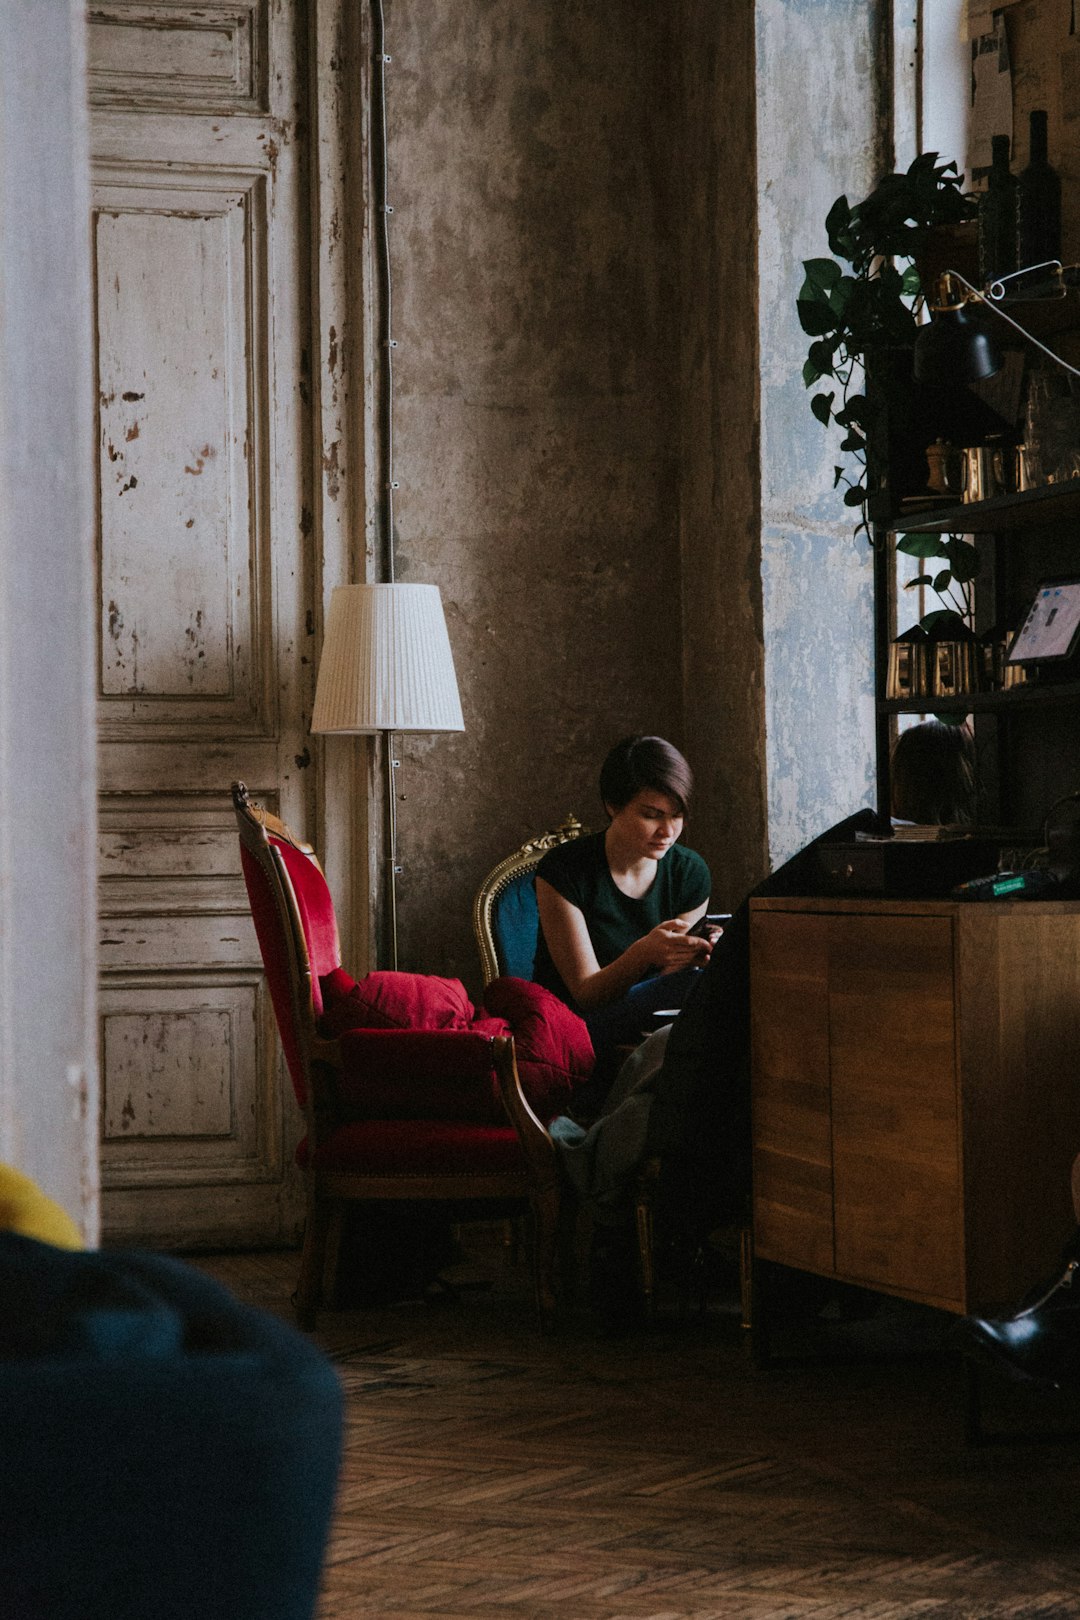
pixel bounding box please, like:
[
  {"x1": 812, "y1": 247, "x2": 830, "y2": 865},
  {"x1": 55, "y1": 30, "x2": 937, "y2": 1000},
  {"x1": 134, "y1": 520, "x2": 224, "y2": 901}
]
[
  {"x1": 824, "y1": 194, "x2": 854, "y2": 259},
  {"x1": 896, "y1": 532, "x2": 949, "y2": 559},
  {"x1": 943, "y1": 538, "x2": 980, "y2": 582},
  {"x1": 802, "y1": 257, "x2": 842, "y2": 291},
  {"x1": 827, "y1": 276, "x2": 855, "y2": 319},
  {"x1": 808, "y1": 338, "x2": 836, "y2": 372},
  {"x1": 921, "y1": 608, "x2": 971, "y2": 634},
  {"x1": 796, "y1": 297, "x2": 836, "y2": 337},
  {"x1": 932, "y1": 569, "x2": 954, "y2": 592},
  {"x1": 811, "y1": 391, "x2": 835, "y2": 425},
  {"x1": 843, "y1": 484, "x2": 867, "y2": 507},
  {"x1": 900, "y1": 264, "x2": 922, "y2": 297},
  {"x1": 839, "y1": 433, "x2": 864, "y2": 453},
  {"x1": 904, "y1": 574, "x2": 933, "y2": 589},
  {"x1": 833, "y1": 465, "x2": 845, "y2": 488}
]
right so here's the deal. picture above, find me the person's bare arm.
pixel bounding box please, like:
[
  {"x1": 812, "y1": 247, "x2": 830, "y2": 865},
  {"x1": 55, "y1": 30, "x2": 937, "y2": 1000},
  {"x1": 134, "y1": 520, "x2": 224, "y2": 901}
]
[{"x1": 536, "y1": 878, "x2": 710, "y2": 1010}]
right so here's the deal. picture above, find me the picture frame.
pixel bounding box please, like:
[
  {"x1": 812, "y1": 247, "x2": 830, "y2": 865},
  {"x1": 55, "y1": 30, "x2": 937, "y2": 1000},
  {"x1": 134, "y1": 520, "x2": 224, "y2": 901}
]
[{"x1": 1006, "y1": 578, "x2": 1080, "y2": 665}]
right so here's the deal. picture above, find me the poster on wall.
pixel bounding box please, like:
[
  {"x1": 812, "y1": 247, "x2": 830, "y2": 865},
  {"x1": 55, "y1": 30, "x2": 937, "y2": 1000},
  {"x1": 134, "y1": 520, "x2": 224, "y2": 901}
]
[
  {"x1": 966, "y1": 0, "x2": 1023, "y2": 37},
  {"x1": 969, "y1": 12, "x2": 1013, "y2": 175}
]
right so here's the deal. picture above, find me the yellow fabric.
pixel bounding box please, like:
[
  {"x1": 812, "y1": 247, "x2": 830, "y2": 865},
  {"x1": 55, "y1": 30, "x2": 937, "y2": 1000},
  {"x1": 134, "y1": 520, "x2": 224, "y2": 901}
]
[{"x1": 0, "y1": 1164, "x2": 83, "y2": 1249}]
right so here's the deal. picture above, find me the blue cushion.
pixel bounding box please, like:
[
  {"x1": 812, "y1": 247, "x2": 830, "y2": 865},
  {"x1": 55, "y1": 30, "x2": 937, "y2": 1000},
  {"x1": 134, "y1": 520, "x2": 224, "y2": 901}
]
[{"x1": 492, "y1": 870, "x2": 542, "y2": 980}]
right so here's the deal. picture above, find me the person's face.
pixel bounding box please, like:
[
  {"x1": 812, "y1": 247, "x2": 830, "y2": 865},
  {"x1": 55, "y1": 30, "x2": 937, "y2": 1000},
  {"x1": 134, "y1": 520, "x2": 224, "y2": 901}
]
[{"x1": 606, "y1": 788, "x2": 684, "y2": 861}]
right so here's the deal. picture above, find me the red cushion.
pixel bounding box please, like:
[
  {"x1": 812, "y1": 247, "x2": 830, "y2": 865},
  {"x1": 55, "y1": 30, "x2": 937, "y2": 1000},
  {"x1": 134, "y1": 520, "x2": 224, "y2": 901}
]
[
  {"x1": 296, "y1": 1118, "x2": 527, "y2": 1175},
  {"x1": 318, "y1": 968, "x2": 475, "y2": 1037},
  {"x1": 334, "y1": 1029, "x2": 503, "y2": 1121},
  {"x1": 479, "y1": 977, "x2": 594, "y2": 1122}
]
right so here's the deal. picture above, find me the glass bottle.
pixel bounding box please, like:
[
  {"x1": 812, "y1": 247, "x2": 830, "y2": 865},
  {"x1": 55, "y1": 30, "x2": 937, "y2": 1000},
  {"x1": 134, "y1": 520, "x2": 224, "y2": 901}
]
[
  {"x1": 1017, "y1": 109, "x2": 1061, "y2": 270},
  {"x1": 978, "y1": 134, "x2": 1018, "y2": 285}
]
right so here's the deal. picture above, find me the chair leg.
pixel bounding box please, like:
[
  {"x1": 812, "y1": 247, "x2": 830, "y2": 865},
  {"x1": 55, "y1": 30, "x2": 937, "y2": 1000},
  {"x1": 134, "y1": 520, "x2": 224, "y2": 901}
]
[
  {"x1": 322, "y1": 1202, "x2": 346, "y2": 1307},
  {"x1": 554, "y1": 1184, "x2": 580, "y2": 1305},
  {"x1": 635, "y1": 1188, "x2": 655, "y2": 1324},
  {"x1": 294, "y1": 1190, "x2": 332, "y2": 1332},
  {"x1": 530, "y1": 1183, "x2": 560, "y2": 1331},
  {"x1": 738, "y1": 1223, "x2": 754, "y2": 1332}
]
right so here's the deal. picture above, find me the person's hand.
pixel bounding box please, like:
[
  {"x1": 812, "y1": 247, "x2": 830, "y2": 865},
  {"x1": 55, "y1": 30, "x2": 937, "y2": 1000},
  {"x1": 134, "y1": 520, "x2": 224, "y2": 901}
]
[{"x1": 637, "y1": 918, "x2": 712, "y2": 975}]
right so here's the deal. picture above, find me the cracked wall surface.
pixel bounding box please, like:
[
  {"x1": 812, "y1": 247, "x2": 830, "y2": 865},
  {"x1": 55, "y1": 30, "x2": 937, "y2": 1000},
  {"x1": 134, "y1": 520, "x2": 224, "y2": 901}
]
[
  {"x1": 384, "y1": 0, "x2": 687, "y2": 988},
  {"x1": 379, "y1": 0, "x2": 889, "y2": 988}
]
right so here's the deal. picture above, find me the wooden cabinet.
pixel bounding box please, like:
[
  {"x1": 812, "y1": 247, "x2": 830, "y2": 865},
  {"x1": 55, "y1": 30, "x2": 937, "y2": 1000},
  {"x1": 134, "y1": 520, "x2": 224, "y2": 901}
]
[{"x1": 751, "y1": 894, "x2": 1080, "y2": 1314}]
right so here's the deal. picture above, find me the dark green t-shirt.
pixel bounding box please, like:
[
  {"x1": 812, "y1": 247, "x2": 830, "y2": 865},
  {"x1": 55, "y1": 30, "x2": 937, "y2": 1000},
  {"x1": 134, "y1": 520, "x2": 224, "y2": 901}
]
[{"x1": 532, "y1": 830, "x2": 711, "y2": 1008}]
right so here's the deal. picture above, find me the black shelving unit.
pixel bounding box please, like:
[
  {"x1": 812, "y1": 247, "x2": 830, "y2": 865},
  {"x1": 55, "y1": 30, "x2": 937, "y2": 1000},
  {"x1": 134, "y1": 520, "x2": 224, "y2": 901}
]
[
  {"x1": 893, "y1": 480, "x2": 1080, "y2": 536},
  {"x1": 874, "y1": 479, "x2": 1080, "y2": 828}
]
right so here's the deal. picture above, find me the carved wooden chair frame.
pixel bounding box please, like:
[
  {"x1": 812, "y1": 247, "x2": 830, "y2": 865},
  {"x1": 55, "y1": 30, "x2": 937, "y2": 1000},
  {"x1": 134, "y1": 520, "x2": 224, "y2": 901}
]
[
  {"x1": 472, "y1": 814, "x2": 586, "y2": 986},
  {"x1": 233, "y1": 782, "x2": 560, "y2": 1330}
]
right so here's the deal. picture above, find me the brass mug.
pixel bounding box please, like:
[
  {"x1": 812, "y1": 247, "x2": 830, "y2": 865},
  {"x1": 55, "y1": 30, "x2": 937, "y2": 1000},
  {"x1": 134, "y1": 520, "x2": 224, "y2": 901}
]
[
  {"x1": 1015, "y1": 444, "x2": 1042, "y2": 491},
  {"x1": 961, "y1": 446, "x2": 1005, "y2": 503}
]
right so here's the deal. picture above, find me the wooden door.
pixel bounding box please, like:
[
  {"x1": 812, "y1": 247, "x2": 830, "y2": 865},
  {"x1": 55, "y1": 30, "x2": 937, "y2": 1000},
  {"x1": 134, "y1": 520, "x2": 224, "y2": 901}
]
[{"x1": 90, "y1": 1, "x2": 314, "y2": 1246}]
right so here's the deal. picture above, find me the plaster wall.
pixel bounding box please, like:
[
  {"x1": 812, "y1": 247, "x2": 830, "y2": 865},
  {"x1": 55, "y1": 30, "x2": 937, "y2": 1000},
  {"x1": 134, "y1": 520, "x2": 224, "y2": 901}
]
[
  {"x1": 756, "y1": 0, "x2": 889, "y2": 863},
  {"x1": 676, "y1": 0, "x2": 769, "y2": 910},
  {"x1": 0, "y1": 0, "x2": 98, "y2": 1234},
  {"x1": 383, "y1": 1, "x2": 686, "y2": 988}
]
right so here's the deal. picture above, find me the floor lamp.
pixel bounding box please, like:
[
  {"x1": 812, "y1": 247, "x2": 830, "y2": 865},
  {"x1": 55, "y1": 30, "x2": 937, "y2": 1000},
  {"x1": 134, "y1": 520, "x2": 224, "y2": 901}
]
[
  {"x1": 309, "y1": 4, "x2": 465, "y2": 970},
  {"x1": 311, "y1": 582, "x2": 464, "y2": 968}
]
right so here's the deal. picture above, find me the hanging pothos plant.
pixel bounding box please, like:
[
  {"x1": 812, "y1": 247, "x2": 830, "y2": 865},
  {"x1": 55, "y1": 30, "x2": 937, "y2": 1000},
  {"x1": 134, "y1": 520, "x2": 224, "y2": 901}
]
[{"x1": 797, "y1": 152, "x2": 980, "y2": 634}]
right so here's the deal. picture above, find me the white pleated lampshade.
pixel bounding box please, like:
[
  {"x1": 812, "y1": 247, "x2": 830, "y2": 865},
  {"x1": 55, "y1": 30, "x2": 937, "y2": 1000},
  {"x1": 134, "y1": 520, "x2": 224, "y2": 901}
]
[{"x1": 310, "y1": 582, "x2": 464, "y2": 734}]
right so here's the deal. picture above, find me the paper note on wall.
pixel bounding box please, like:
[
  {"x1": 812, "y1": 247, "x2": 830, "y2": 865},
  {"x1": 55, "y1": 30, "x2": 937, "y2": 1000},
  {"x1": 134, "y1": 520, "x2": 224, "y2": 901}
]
[
  {"x1": 967, "y1": 0, "x2": 1023, "y2": 40},
  {"x1": 969, "y1": 14, "x2": 1013, "y2": 175}
]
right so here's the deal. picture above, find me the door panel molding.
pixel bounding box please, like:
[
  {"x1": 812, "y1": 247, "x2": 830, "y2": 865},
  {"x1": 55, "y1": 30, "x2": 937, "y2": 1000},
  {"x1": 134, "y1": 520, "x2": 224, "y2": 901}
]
[
  {"x1": 93, "y1": 167, "x2": 273, "y2": 740},
  {"x1": 88, "y1": 1, "x2": 270, "y2": 113}
]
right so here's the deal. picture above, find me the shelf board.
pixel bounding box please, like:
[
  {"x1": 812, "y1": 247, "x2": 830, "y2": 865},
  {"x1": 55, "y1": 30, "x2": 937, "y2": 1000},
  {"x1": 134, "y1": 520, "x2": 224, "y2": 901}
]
[
  {"x1": 879, "y1": 679, "x2": 1080, "y2": 715},
  {"x1": 891, "y1": 480, "x2": 1080, "y2": 535}
]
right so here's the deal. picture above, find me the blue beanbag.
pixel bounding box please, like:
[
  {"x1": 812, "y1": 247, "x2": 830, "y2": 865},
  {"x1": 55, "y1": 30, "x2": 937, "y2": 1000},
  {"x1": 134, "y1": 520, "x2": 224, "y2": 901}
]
[{"x1": 0, "y1": 1233, "x2": 342, "y2": 1620}]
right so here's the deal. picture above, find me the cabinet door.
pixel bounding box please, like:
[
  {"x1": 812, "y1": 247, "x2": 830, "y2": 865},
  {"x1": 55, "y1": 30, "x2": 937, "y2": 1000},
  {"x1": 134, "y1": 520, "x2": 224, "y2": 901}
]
[
  {"x1": 750, "y1": 912, "x2": 833, "y2": 1274},
  {"x1": 829, "y1": 915, "x2": 964, "y2": 1307}
]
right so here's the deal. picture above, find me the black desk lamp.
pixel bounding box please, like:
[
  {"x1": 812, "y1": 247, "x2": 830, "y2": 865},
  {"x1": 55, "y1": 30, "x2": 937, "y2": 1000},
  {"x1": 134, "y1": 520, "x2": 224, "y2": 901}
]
[{"x1": 914, "y1": 262, "x2": 1080, "y2": 386}]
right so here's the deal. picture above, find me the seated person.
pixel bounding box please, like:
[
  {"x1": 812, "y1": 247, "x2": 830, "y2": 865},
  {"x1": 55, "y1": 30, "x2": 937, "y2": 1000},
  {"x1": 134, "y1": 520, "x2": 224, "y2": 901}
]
[
  {"x1": 532, "y1": 735, "x2": 718, "y2": 1090},
  {"x1": 891, "y1": 718, "x2": 976, "y2": 826},
  {"x1": 558, "y1": 720, "x2": 978, "y2": 1324}
]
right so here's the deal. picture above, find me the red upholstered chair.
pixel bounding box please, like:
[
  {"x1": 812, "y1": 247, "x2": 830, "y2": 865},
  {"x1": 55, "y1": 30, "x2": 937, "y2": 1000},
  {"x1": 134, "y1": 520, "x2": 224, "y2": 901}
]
[{"x1": 232, "y1": 783, "x2": 559, "y2": 1331}]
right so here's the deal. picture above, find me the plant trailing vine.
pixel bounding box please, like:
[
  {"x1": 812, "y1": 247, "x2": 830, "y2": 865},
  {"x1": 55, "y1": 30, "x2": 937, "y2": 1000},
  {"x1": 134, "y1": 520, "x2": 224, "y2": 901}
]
[
  {"x1": 797, "y1": 152, "x2": 977, "y2": 602},
  {"x1": 894, "y1": 529, "x2": 979, "y2": 638}
]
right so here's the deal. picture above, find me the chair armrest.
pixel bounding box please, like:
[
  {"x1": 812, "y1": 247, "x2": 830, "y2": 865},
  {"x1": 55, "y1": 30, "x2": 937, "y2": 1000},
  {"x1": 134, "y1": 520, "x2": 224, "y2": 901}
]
[{"x1": 491, "y1": 1035, "x2": 557, "y2": 1187}]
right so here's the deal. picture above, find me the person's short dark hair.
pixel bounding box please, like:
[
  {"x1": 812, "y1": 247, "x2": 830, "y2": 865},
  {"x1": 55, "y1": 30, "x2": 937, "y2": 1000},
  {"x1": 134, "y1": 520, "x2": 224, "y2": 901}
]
[
  {"x1": 890, "y1": 720, "x2": 976, "y2": 825},
  {"x1": 599, "y1": 736, "x2": 693, "y2": 818}
]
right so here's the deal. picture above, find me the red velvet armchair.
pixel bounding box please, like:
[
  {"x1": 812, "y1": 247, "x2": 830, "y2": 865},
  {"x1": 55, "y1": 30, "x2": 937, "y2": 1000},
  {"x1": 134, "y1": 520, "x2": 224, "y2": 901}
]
[{"x1": 232, "y1": 783, "x2": 560, "y2": 1330}]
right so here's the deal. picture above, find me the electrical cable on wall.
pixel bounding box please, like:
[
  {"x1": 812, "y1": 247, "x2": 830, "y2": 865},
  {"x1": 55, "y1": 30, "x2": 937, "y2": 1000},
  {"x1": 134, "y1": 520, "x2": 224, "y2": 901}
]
[
  {"x1": 371, "y1": 0, "x2": 397, "y2": 583},
  {"x1": 308, "y1": 3, "x2": 465, "y2": 968}
]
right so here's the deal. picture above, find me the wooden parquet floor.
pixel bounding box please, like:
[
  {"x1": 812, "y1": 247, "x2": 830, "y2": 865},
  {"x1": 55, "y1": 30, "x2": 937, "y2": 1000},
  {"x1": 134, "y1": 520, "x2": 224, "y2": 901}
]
[{"x1": 194, "y1": 1242, "x2": 1080, "y2": 1620}]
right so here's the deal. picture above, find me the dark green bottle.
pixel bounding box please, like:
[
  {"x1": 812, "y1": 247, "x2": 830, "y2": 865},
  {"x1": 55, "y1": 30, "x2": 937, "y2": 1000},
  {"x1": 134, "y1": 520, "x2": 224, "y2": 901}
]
[
  {"x1": 1017, "y1": 109, "x2": 1061, "y2": 269},
  {"x1": 978, "y1": 134, "x2": 1018, "y2": 285}
]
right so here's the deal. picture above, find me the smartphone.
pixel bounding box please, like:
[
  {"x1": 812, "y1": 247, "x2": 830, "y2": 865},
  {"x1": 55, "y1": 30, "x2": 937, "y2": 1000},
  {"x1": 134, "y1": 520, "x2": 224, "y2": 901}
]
[{"x1": 690, "y1": 912, "x2": 731, "y2": 939}]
